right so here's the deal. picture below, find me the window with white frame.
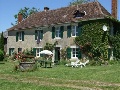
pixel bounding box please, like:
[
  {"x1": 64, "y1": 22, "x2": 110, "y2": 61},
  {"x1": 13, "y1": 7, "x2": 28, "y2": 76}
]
[
  {"x1": 18, "y1": 32, "x2": 22, "y2": 41},
  {"x1": 72, "y1": 48, "x2": 78, "y2": 57},
  {"x1": 18, "y1": 48, "x2": 22, "y2": 53},
  {"x1": 36, "y1": 48, "x2": 42, "y2": 57},
  {"x1": 55, "y1": 27, "x2": 61, "y2": 38},
  {"x1": 9, "y1": 48, "x2": 14, "y2": 56},
  {"x1": 36, "y1": 48, "x2": 40, "y2": 57},
  {"x1": 71, "y1": 26, "x2": 78, "y2": 36}
]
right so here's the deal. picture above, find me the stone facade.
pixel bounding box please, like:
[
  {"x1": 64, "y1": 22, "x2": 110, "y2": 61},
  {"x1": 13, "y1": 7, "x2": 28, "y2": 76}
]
[{"x1": 7, "y1": 24, "x2": 77, "y2": 55}]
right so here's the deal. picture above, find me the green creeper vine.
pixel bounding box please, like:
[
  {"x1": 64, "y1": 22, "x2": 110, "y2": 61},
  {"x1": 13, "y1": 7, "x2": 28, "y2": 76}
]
[{"x1": 75, "y1": 19, "x2": 110, "y2": 60}]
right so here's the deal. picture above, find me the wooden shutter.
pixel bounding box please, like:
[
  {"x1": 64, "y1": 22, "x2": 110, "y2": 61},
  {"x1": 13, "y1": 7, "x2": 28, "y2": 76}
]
[
  {"x1": 40, "y1": 48, "x2": 43, "y2": 57},
  {"x1": 22, "y1": 31, "x2": 24, "y2": 41},
  {"x1": 77, "y1": 24, "x2": 82, "y2": 36},
  {"x1": 33, "y1": 48, "x2": 36, "y2": 57},
  {"x1": 60, "y1": 26, "x2": 64, "y2": 38},
  {"x1": 67, "y1": 47, "x2": 71, "y2": 59},
  {"x1": 9, "y1": 48, "x2": 11, "y2": 56},
  {"x1": 67, "y1": 26, "x2": 71, "y2": 38},
  {"x1": 35, "y1": 30, "x2": 37, "y2": 40},
  {"x1": 40, "y1": 30, "x2": 43, "y2": 40},
  {"x1": 108, "y1": 48, "x2": 111, "y2": 60},
  {"x1": 52, "y1": 27, "x2": 55, "y2": 39},
  {"x1": 77, "y1": 48, "x2": 81, "y2": 59},
  {"x1": 16, "y1": 32, "x2": 18, "y2": 42}
]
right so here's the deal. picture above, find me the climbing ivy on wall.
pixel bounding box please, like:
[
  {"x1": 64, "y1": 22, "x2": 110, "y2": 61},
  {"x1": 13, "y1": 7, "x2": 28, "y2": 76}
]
[{"x1": 75, "y1": 19, "x2": 110, "y2": 59}]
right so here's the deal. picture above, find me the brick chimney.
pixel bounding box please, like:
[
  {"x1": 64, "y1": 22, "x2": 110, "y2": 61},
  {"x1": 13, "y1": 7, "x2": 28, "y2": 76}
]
[
  {"x1": 18, "y1": 13, "x2": 23, "y2": 23},
  {"x1": 44, "y1": 7, "x2": 49, "y2": 11},
  {"x1": 112, "y1": 0, "x2": 118, "y2": 19}
]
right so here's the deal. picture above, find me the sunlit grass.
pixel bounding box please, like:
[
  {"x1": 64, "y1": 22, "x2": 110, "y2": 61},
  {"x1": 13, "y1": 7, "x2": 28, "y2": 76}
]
[{"x1": 0, "y1": 61, "x2": 120, "y2": 90}]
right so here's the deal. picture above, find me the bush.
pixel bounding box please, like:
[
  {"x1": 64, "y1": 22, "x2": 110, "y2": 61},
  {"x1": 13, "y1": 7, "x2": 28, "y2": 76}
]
[
  {"x1": 59, "y1": 59, "x2": 69, "y2": 65},
  {"x1": 0, "y1": 49, "x2": 4, "y2": 61}
]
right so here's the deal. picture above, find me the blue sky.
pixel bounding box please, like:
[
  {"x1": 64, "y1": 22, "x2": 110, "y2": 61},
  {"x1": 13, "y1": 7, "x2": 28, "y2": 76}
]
[{"x1": 0, "y1": 0, "x2": 120, "y2": 32}]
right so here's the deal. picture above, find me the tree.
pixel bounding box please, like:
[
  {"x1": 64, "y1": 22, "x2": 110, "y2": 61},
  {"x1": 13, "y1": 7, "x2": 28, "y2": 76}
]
[
  {"x1": 69, "y1": 0, "x2": 95, "y2": 6},
  {"x1": 11, "y1": 7, "x2": 40, "y2": 25},
  {"x1": 0, "y1": 32, "x2": 4, "y2": 52},
  {"x1": 109, "y1": 34, "x2": 120, "y2": 59}
]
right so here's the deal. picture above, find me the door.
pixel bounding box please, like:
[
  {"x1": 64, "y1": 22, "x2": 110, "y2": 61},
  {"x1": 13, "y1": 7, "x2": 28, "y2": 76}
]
[{"x1": 55, "y1": 47, "x2": 60, "y2": 64}]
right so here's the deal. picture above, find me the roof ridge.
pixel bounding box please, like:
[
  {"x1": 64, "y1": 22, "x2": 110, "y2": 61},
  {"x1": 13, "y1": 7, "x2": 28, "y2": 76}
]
[
  {"x1": 96, "y1": 1, "x2": 104, "y2": 15},
  {"x1": 7, "y1": 1, "x2": 111, "y2": 31}
]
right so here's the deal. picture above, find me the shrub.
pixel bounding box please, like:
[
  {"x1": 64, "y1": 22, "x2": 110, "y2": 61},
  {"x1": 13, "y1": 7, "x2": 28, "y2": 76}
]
[{"x1": 0, "y1": 49, "x2": 4, "y2": 61}]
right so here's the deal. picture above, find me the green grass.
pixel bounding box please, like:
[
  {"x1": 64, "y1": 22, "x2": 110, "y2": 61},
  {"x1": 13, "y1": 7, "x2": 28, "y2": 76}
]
[{"x1": 0, "y1": 61, "x2": 120, "y2": 90}]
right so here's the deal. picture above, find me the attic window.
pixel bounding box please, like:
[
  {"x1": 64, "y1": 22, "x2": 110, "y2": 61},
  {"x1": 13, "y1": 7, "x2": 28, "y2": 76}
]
[{"x1": 73, "y1": 10, "x2": 85, "y2": 18}]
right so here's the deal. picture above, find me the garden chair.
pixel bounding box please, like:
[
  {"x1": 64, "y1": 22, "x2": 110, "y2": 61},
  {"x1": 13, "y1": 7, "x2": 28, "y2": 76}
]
[
  {"x1": 77, "y1": 60, "x2": 89, "y2": 68},
  {"x1": 65, "y1": 57, "x2": 80, "y2": 67}
]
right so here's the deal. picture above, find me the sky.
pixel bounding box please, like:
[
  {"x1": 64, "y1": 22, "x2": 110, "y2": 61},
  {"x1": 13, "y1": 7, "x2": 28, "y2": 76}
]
[{"x1": 0, "y1": 0, "x2": 120, "y2": 32}]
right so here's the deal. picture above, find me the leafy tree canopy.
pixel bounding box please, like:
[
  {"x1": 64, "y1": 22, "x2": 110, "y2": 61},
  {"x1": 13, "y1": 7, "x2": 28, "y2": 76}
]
[{"x1": 12, "y1": 7, "x2": 40, "y2": 25}]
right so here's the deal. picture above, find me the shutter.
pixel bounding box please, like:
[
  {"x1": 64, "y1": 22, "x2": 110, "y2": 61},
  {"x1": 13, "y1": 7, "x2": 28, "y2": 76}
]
[
  {"x1": 9, "y1": 48, "x2": 11, "y2": 56},
  {"x1": 40, "y1": 48, "x2": 43, "y2": 57},
  {"x1": 108, "y1": 48, "x2": 111, "y2": 60},
  {"x1": 33, "y1": 48, "x2": 36, "y2": 57},
  {"x1": 60, "y1": 26, "x2": 64, "y2": 38},
  {"x1": 67, "y1": 26, "x2": 71, "y2": 38},
  {"x1": 40, "y1": 30, "x2": 43, "y2": 40},
  {"x1": 67, "y1": 47, "x2": 71, "y2": 59},
  {"x1": 77, "y1": 48, "x2": 81, "y2": 59},
  {"x1": 16, "y1": 32, "x2": 18, "y2": 42},
  {"x1": 52, "y1": 27, "x2": 55, "y2": 39},
  {"x1": 35, "y1": 30, "x2": 37, "y2": 40},
  {"x1": 77, "y1": 25, "x2": 82, "y2": 36},
  {"x1": 22, "y1": 31, "x2": 24, "y2": 41}
]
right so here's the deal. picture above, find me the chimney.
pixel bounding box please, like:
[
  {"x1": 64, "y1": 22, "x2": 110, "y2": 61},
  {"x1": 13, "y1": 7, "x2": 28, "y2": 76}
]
[
  {"x1": 44, "y1": 7, "x2": 49, "y2": 11},
  {"x1": 18, "y1": 13, "x2": 23, "y2": 23},
  {"x1": 112, "y1": 0, "x2": 118, "y2": 19}
]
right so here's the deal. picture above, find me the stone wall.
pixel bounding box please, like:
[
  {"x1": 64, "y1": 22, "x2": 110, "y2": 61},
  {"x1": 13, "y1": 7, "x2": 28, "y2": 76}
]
[{"x1": 7, "y1": 25, "x2": 76, "y2": 54}]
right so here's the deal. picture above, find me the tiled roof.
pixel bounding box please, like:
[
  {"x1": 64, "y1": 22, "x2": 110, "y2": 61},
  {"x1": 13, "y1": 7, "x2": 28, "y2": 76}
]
[{"x1": 8, "y1": 1, "x2": 111, "y2": 31}]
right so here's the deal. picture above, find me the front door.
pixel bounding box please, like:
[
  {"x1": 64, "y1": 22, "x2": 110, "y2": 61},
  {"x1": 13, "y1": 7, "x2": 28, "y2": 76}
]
[{"x1": 55, "y1": 47, "x2": 60, "y2": 64}]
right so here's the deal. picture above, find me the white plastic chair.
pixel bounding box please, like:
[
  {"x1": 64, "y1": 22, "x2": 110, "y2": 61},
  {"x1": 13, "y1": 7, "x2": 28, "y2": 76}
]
[{"x1": 77, "y1": 60, "x2": 89, "y2": 68}]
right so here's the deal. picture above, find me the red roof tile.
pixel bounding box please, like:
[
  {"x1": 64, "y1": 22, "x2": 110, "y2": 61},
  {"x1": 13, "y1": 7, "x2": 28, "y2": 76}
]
[{"x1": 8, "y1": 1, "x2": 111, "y2": 31}]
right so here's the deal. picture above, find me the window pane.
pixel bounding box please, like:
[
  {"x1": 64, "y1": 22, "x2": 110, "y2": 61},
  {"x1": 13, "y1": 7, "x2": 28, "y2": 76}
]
[
  {"x1": 73, "y1": 54, "x2": 75, "y2": 57},
  {"x1": 56, "y1": 27, "x2": 60, "y2": 37},
  {"x1": 18, "y1": 48, "x2": 22, "y2": 53}
]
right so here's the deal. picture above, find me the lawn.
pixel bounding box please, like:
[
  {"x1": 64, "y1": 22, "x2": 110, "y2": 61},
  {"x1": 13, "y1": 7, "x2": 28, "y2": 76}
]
[{"x1": 0, "y1": 61, "x2": 120, "y2": 90}]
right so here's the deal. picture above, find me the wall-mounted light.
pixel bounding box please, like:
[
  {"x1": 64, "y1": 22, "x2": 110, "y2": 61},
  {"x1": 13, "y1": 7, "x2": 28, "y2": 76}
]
[{"x1": 103, "y1": 25, "x2": 107, "y2": 31}]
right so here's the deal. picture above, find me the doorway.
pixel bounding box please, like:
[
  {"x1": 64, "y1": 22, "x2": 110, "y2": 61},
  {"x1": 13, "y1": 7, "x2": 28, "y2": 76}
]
[{"x1": 55, "y1": 47, "x2": 60, "y2": 64}]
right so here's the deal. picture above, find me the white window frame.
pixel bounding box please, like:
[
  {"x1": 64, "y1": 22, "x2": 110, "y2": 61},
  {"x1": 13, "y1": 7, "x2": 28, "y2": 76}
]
[
  {"x1": 55, "y1": 27, "x2": 61, "y2": 38},
  {"x1": 36, "y1": 48, "x2": 42, "y2": 57},
  {"x1": 10, "y1": 48, "x2": 14, "y2": 56},
  {"x1": 36, "y1": 30, "x2": 42, "y2": 40},
  {"x1": 18, "y1": 32, "x2": 22, "y2": 41},
  {"x1": 71, "y1": 26, "x2": 78, "y2": 37},
  {"x1": 71, "y1": 48, "x2": 78, "y2": 58}
]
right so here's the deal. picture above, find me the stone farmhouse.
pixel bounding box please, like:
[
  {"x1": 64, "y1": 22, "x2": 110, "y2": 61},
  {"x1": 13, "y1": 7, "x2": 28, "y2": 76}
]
[{"x1": 7, "y1": 1, "x2": 119, "y2": 62}]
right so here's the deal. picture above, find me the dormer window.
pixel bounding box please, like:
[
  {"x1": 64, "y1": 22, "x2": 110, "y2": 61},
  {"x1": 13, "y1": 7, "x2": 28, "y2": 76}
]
[{"x1": 73, "y1": 10, "x2": 85, "y2": 18}]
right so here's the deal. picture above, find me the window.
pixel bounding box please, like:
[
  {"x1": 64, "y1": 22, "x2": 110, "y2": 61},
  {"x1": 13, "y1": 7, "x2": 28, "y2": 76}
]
[
  {"x1": 72, "y1": 48, "x2": 78, "y2": 58},
  {"x1": 36, "y1": 48, "x2": 40, "y2": 57},
  {"x1": 73, "y1": 10, "x2": 85, "y2": 18},
  {"x1": 52, "y1": 26, "x2": 64, "y2": 39},
  {"x1": 18, "y1": 48, "x2": 22, "y2": 53},
  {"x1": 35, "y1": 30, "x2": 43, "y2": 41},
  {"x1": 16, "y1": 31, "x2": 24, "y2": 42},
  {"x1": 55, "y1": 27, "x2": 61, "y2": 38},
  {"x1": 71, "y1": 26, "x2": 78, "y2": 36},
  {"x1": 9, "y1": 48, "x2": 14, "y2": 56},
  {"x1": 36, "y1": 48, "x2": 42, "y2": 57},
  {"x1": 18, "y1": 32, "x2": 22, "y2": 41}
]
